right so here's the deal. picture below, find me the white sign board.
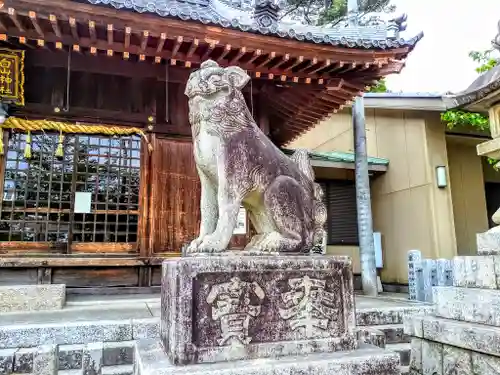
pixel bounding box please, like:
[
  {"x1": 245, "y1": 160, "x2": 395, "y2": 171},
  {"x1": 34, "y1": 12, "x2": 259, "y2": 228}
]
[
  {"x1": 373, "y1": 232, "x2": 383, "y2": 268},
  {"x1": 233, "y1": 207, "x2": 247, "y2": 235},
  {"x1": 74, "y1": 192, "x2": 92, "y2": 214}
]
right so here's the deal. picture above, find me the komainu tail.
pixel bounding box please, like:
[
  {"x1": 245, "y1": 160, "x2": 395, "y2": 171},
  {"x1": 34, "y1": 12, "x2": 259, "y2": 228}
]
[{"x1": 290, "y1": 149, "x2": 327, "y2": 254}]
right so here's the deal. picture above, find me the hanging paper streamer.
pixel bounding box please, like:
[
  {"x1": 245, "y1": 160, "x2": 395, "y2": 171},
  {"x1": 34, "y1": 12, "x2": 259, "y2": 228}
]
[
  {"x1": 55, "y1": 131, "x2": 64, "y2": 158},
  {"x1": 24, "y1": 130, "x2": 31, "y2": 159}
]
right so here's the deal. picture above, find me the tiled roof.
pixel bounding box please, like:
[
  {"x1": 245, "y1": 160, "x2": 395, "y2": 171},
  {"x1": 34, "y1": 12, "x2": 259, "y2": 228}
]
[
  {"x1": 446, "y1": 20, "x2": 500, "y2": 109},
  {"x1": 282, "y1": 149, "x2": 389, "y2": 166},
  {"x1": 446, "y1": 64, "x2": 500, "y2": 109},
  {"x1": 85, "y1": 0, "x2": 423, "y2": 49}
]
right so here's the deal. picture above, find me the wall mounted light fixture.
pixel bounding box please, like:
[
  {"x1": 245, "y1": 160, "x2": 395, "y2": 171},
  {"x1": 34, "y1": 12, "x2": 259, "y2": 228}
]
[{"x1": 436, "y1": 165, "x2": 447, "y2": 188}]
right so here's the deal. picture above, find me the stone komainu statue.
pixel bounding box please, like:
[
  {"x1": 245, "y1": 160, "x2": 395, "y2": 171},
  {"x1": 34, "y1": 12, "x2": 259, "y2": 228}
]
[{"x1": 185, "y1": 60, "x2": 327, "y2": 254}]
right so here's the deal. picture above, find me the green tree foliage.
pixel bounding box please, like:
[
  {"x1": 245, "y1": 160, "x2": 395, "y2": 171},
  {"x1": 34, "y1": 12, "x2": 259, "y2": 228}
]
[
  {"x1": 469, "y1": 50, "x2": 499, "y2": 74},
  {"x1": 440, "y1": 50, "x2": 498, "y2": 132},
  {"x1": 367, "y1": 78, "x2": 388, "y2": 93},
  {"x1": 440, "y1": 49, "x2": 499, "y2": 167},
  {"x1": 282, "y1": 0, "x2": 394, "y2": 26}
]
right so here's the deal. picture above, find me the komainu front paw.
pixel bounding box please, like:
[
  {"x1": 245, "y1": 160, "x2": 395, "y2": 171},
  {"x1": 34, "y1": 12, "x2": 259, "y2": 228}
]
[
  {"x1": 197, "y1": 236, "x2": 227, "y2": 253},
  {"x1": 186, "y1": 237, "x2": 204, "y2": 254}
]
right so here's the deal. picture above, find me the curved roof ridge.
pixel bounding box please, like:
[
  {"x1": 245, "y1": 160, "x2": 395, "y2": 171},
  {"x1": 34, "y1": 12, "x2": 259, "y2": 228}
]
[{"x1": 85, "y1": 0, "x2": 423, "y2": 49}]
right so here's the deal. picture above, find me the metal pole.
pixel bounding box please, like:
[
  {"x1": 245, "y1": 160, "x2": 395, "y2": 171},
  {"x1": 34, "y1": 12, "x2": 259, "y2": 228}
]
[{"x1": 353, "y1": 96, "x2": 378, "y2": 297}]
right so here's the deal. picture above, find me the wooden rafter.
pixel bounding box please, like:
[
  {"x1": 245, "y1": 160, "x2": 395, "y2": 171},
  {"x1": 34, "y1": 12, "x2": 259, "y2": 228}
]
[
  {"x1": 156, "y1": 32, "x2": 166, "y2": 53},
  {"x1": 201, "y1": 41, "x2": 215, "y2": 60},
  {"x1": 28, "y1": 11, "x2": 43, "y2": 37},
  {"x1": 8, "y1": 8, "x2": 24, "y2": 32},
  {"x1": 69, "y1": 17, "x2": 79, "y2": 40},
  {"x1": 218, "y1": 44, "x2": 231, "y2": 62},
  {"x1": 171, "y1": 36, "x2": 183, "y2": 57},
  {"x1": 49, "y1": 14, "x2": 61, "y2": 38},
  {"x1": 140, "y1": 30, "x2": 149, "y2": 52},
  {"x1": 124, "y1": 26, "x2": 131, "y2": 48},
  {"x1": 186, "y1": 38, "x2": 198, "y2": 58},
  {"x1": 255, "y1": 51, "x2": 275, "y2": 68},
  {"x1": 88, "y1": 20, "x2": 96, "y2": 43},
  {"x1": 284, "y1": 56, "x2": 304, "y2": 72},
  {"x1": 107, "y1": 24, "x2": 113, "y2": 45},
  {"x1": 229, "y1": 47, "x2": 246, "y2": 65}
]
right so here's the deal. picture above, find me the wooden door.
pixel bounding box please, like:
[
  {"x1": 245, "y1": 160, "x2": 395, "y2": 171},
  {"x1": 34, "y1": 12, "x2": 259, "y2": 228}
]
[
  {"x1": 149, "y1": 137, "x2": 201, "y2": 253},
  {"x1": 148, "y1": 137, "x2": 250, "y2": 253}
]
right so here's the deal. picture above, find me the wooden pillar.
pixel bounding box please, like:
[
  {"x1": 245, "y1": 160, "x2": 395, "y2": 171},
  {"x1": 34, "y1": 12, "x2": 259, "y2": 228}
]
[{"x1": 353, "y1": 96, "x2": 378, "y2": 297}]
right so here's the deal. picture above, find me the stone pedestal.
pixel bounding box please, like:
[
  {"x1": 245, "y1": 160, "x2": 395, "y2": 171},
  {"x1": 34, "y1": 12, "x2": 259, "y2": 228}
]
[
  {"x1": 135, "y1": 254, "x2": 402, "y2": 375},
  {"x1": 404, "y1": 231, "x2": 500, "y2": 374},
  {"x1": 161, "y1": 255, "x2": 356, "y2": 365}
]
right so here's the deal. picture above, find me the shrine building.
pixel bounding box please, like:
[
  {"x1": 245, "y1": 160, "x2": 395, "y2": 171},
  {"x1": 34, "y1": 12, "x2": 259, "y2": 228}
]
[{"x1": 0, "y1": 0, "x2": 421, "y2": 293}]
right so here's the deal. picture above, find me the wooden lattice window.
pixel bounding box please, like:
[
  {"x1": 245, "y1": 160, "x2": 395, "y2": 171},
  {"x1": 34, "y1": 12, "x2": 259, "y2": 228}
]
[{"x1": 0, "y1": 132, "x2": 140, "y2": 252}]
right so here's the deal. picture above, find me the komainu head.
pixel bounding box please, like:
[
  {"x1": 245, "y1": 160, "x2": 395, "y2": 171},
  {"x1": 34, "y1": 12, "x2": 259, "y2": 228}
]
[{"x1": 185, "y1": 60, "x2": 250, "y2": 100}]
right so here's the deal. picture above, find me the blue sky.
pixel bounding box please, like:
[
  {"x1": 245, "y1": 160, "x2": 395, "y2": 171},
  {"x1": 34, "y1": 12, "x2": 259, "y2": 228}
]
[{"x1": 384, "y1": 0, "x2": 499, "y2": 94}]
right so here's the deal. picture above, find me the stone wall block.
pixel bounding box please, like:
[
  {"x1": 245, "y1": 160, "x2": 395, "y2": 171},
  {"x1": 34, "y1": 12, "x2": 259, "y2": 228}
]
[
  {"x1": 477, "y1": 230, "x2": 500, "y2": 255},
  {"x1": 132, "y1": 318, "x2": 159, "y2": 340},
  {"x1": 83, "y1": 342, "x2": 103, "y2": 375},
  {"x1": 472, "y1": 351, "x2": 500, "y2": 374},
  {"x1": 453, "y1": 256, "x2": 498, "y2": 289},
  {"x1": 403, "y1": 314, "x2": 424, "y2": 338},
  {"x1": 434, "y1": 286, "x2": 500, "y2": 326},
  {"x1": 442, "y1": 345, "x2": 472, "y2": 375},
  {"x1": 422, "y1": 341, "x2": 442, "y2": 375},
  {"x1": 14, "y1": 348, "x2": 35, "y2": 373},
  {"x1": 356, "y1": 327, "x2": 386, "y2": 349},
  {"x1": 103, "y1": 341, "x2": 134, "y2": 366},
  {"x1": 421, "y1": 315, "x2": 500, "y2": 357},
  {"x1": 58, "y1": 344, "x2": 84, "y2": 370},
  {"x1": 33, "y1": 344, "x2": 57, "y2": 375},
  {"x1": 409, "y1": 338, "x2": 422, "y2": 371},
  {"x1": 0, "y1": 349, "x2": 16, "y2": 374}
]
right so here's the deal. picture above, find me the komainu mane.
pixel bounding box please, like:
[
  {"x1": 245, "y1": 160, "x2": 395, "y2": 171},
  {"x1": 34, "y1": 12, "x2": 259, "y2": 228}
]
[{"x1": 185, "y1": 60, "x2": 326, "y2": 254}]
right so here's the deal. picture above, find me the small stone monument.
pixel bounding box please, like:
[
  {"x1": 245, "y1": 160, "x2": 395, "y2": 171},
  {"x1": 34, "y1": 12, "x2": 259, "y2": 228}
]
[{"x1": 134, "y1": 61, "x2": 401, "y2": 374}]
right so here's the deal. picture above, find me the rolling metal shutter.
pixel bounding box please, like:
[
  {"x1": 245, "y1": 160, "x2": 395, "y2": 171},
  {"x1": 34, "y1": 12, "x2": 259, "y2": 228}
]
[{"x1": 318, "y1": 180, "x2": 359, "y2": 245}]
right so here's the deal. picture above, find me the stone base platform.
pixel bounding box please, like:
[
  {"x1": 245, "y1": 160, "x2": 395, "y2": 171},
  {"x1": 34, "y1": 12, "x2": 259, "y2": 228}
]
[
  {"x1": 162, "y1": 255, "x2": 356, "y2": 365},
  {"x1": 135, "y1": 339, "x2": 401, "y2": 375},
  {"x1": 0, "y1": 284, "x2": 65, "y2": 313}
]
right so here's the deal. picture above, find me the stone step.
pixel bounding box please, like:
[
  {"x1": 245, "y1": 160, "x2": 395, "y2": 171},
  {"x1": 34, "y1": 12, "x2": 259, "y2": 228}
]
[
  {"x1": 404, "y1": 314, "x2": 500, "y2": 358},
  {"x1": 386, "y1": 343, "x2": 411, "y2": 367},
  {"x1": 370, "y1": 324, "x2": 410, "y2": 344},
  {"x1": 136, "y1": 339, "x2": 401, "y2": 375},
  {"x1": 356, "y1": 306, "x2": 432, "y2": 326},
  {"x1": 400, "y1": 365, "x2": 409, "y2": 375},
  {"x1": 434, "y1": 286, "x2": 500, "y2": 326},
  {"x1": 102, "y1": 364, "x2": 134, "y2": 375}
]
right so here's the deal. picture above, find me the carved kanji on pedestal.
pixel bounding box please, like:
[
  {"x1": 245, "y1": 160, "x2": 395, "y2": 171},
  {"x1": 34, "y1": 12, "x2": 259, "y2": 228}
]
[
  {"x1": 279, "y1": 276, "x2": 338, "y2": 339},
  {"x1": 207, "y1": 277, "x2": 265, "y2": 346}
]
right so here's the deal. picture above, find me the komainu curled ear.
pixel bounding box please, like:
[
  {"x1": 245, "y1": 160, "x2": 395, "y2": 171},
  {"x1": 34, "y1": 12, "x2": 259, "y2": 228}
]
[{"x1": 225, "y1": 66, "x2": 250, "y2": 91}]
